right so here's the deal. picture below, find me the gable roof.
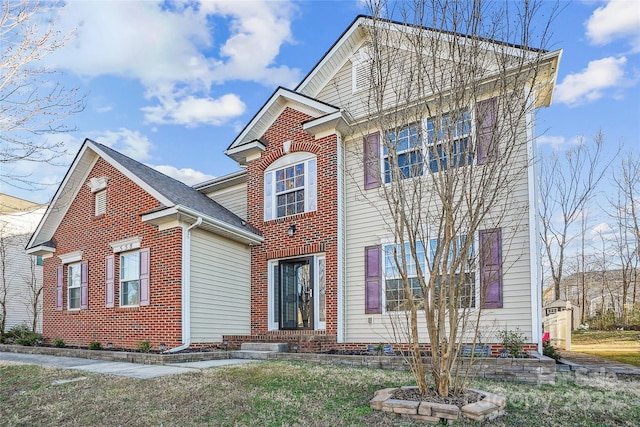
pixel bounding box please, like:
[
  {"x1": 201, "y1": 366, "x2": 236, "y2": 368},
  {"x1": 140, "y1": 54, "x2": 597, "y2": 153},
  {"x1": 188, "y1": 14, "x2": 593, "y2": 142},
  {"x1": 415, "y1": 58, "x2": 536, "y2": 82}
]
[
  {"x1": 225, "y1": 87, "x2": 339, "y2": 157},
  {"x1": 27, "y1": 139, "x2": 262, "y2": 252},
  {"x1": 296, "y1": 15, "x2": 558, "y2": 100}
]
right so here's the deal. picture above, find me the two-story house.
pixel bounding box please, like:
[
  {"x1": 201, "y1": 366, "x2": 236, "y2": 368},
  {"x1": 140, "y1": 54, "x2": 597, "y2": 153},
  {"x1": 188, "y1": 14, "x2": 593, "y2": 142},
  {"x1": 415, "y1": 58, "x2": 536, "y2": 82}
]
[{"x1": 27, "y1": 16, "x2": 560, "y2": 353}]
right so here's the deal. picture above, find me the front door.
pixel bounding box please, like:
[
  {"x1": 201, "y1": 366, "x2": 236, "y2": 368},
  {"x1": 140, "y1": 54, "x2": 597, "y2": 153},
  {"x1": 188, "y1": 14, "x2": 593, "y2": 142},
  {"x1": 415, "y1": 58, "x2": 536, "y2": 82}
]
[{"x1": 280, "y1": 258, "x2": 313, "y2": 329}]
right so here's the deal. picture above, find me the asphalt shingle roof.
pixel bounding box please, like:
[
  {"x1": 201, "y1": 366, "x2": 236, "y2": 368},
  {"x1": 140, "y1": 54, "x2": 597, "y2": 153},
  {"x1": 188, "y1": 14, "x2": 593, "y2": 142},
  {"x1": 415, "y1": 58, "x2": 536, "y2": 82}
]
[{"x1": 91, "y1": 140, "x2": 261, "y2": 237}]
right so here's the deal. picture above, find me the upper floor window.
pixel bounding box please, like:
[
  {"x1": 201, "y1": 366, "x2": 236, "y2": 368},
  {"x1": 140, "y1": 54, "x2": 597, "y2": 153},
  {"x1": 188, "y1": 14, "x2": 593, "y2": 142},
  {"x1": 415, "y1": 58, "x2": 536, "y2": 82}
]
[
  {"x1": 383, "y1": 123, "x2": 423, "y2": 183},
  {"x1": 264, "y1": 152, "x2": 317, "y2": 221},
  {"x1": 426, "y1": 112, "x2": 472, "y2": 173}
]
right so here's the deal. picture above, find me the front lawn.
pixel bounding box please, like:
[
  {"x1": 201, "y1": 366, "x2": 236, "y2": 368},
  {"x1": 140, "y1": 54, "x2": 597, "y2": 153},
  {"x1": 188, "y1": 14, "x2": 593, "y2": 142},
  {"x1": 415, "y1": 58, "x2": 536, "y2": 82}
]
[
  {"x1": 1, "y1": 360, "x2": 639, "y2": 426},
  {"x1": 571, "y1": 330, "x2": 640, "y2": 366}
]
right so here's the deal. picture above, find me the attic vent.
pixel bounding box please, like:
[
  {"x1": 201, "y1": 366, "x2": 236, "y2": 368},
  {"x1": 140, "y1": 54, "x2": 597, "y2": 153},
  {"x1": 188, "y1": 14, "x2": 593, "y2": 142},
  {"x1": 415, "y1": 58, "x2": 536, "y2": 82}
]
[
  {"x1": 351, "y1": 45, "x2": 374, "y2": 93},
  {"x1": 95, "y1": 189, "x2": 107, "y2": 216}
]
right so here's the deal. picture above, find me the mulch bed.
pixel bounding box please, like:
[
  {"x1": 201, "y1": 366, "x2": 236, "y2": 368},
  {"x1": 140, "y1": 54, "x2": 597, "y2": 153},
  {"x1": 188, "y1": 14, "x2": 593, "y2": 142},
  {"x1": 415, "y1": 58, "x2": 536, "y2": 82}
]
[{"x1": 393, "y1": 387, "x2": 482, "y2": 407}]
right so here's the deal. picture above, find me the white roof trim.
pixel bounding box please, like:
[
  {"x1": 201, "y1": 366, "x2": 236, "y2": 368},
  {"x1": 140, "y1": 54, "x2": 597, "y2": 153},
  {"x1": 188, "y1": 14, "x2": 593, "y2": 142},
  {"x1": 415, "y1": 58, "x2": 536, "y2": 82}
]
[
  {"x1": 25, "y1": 244, "x2": 56, "y2": 256},
  {"x1": 226, "y1": 88, "x2": 338, "y2": 152}
]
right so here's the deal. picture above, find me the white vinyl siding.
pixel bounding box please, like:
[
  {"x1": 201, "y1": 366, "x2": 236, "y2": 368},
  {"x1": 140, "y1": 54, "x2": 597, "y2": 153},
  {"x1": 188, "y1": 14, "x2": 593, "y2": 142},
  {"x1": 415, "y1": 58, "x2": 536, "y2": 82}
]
[
  {"x1": 204, "y1": 182, "x2": 247, "y2": 220},
  {"x1": 340, "y1": 114, "x2": 534, "y2": 343},
  {"x1": 3, "y1": 233, "x2": 43, "y2": 332},
  {"x1": 190, "y1": 228, "x2": 251, "y2": 342}
]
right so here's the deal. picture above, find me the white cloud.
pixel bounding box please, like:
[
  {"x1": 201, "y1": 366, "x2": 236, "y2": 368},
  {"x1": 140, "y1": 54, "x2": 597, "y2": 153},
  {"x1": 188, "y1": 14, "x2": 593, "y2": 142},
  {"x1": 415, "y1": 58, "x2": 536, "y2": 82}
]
[
  {"x1": 536, "y1": 135, "x2": 566, "y2": 147},
  {"x1": 49, "y1": 0, "x2": 300, "y2": 127},
  {"x1": 141, "y1": 94, "x2": 246, "y2": 127},
  {"x1": 91, "y1": 129, "x2": 154, "y2": 162},
  {"x1": 586, "y1": 0, "x2": 640, "y2": 52},
  {"x1": 554, "y1": 56, "x2": 627, "y2": 106},
  {"x1": 151, "y1": 165, "x2": 215, "y2": 186}
]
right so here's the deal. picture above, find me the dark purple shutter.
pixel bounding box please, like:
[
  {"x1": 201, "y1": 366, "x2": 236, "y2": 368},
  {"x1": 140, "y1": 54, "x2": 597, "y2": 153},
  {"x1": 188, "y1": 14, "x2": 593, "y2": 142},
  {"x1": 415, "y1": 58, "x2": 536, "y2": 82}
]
[
  {"x1": 476, "y1": 98, "x2": 497, "y2": 164},
  {"x1": 139, "y1": 248, "x2": 150, "y2": 306},
  {"x1": 80, "y1": 261, "x2": 89, "y2": 309},
  {"x1": 365, "y1": 245, "x2": 382, "y2": 314},
  {"x1": 56, "y1": 266, "x2": 63, "y2": 311},
  {"x1": 105, "y1": 255, "x2": 115, "y2": 308},
  {"x1": 364, "y1": 132, "x2": 381, "y2": 189},
  {"x1": 480, "y1": 228, "x2": 503, "y2": 308}
]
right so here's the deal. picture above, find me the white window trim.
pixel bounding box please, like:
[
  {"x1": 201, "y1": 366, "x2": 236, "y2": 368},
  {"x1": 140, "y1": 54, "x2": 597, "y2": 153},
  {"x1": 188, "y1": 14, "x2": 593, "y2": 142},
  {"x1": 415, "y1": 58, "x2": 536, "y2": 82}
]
[
  {"x1": 110, "y1": 237, "x2": 142, "y2": 253},
  {"x1": 267, "y1": 254, "x2": 326, "y2": 331},
  {"x1": 264, "y1": 152, "x2": 317, "y2": 221},
  {"x1": 67, "y1": 262, "x2": 81, "y2": 310},
  {"x1": 383, "y1": 122, "x2": 423, "y2": 183},
  {"x1": 119, "y1": 251, "x2": 140, "y2": 307},
  {"x1": 59, "y1": 250, "x2": 83, "y2": 264}
]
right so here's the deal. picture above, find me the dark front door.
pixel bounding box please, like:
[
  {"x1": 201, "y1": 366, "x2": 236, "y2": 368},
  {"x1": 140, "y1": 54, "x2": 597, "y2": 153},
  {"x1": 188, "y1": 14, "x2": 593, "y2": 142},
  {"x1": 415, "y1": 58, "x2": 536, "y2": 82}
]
[{"x1": 280, "y1": 258, "x2": 313, "y2": 329}]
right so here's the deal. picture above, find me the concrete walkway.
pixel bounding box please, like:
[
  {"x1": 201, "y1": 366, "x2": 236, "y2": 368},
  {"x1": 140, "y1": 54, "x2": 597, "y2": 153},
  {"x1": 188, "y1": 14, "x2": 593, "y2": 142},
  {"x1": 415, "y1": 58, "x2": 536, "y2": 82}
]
[
  {"x1": 559, "y1": 351, "x2": 640, "y2": 378},
  {"x1": 0, "y1": 351, "x2": 258, "y2": 379}
]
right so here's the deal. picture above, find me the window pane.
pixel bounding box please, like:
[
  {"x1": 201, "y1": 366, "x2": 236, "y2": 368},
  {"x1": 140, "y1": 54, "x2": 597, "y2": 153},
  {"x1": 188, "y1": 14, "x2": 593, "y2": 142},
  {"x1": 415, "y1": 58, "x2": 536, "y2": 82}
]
[
  {"x1": 69, "y1": 287, "x2": 81, "y2": 309},
  {"x1": 318, "y1": 258, "x2": 326, "y2": 323},
  {"x1": 68, "y1": 264, "x2": 81, "y2": 288},
  {"x1": 122, "y1": 280, "x2": 140, "y2": 306},
  {"x1": 121, "y1": 252, "x2": 140, "y2": 281}
]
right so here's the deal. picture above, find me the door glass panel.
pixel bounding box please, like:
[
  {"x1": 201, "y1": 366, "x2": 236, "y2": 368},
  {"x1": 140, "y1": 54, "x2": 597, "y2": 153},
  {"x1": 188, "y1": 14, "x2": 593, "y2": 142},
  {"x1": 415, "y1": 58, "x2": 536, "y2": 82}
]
[
  {"x1": 279, "y1": 259, "x2": 313, "y2": 329},
  {"x1": 318, "y1": 258, "x2": 326, "y2": 323}
]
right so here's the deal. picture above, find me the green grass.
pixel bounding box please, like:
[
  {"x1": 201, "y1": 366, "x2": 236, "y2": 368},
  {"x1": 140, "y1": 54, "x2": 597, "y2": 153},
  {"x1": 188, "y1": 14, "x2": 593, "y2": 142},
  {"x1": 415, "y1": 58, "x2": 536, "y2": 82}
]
[
  {"x1": 576, "y1": 352, "x2": 640, "y2": 367},
  {"x1": 1, "y1": 360, "x2": 639, "y2": 426},
  {"x1": 571, "y1": 330, "x2": 640, "y2": 345}
]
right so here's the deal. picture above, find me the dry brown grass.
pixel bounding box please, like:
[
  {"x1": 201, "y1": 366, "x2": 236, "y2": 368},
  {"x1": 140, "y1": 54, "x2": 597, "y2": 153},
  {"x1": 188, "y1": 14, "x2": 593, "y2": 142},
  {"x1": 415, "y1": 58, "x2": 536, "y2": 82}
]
[{"x1": 1, "y1": 360, "x2": 639, "y2": 426}]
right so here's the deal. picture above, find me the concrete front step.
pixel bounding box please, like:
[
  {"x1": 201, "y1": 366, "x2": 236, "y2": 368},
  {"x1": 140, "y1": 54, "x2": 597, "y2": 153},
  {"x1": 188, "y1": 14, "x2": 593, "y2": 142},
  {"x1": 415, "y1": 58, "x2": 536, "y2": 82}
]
[
  {"x1": 240, "y1": 343, "x2": 288, "y2": 352},
  {"x1": 230, "y1": 350, "x2": 279, "y2": 360}
]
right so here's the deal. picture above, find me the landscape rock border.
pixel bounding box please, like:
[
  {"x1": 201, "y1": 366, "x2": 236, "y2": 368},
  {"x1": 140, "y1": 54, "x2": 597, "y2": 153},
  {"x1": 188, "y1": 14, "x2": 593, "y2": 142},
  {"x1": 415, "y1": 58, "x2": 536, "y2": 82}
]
[{"x1": 370, "y1": 386, "x2": 506, "y2": 423}]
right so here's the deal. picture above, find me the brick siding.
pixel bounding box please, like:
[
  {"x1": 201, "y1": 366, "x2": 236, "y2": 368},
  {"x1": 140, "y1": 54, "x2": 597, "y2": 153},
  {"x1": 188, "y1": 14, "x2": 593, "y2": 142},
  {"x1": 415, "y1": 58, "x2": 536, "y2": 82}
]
[
  {"x1": 245, "y1": 107, "x2": 339, "y2": 340},
  {"x1": 42, "y1": 158, "x2": 183, "y2": 350}
]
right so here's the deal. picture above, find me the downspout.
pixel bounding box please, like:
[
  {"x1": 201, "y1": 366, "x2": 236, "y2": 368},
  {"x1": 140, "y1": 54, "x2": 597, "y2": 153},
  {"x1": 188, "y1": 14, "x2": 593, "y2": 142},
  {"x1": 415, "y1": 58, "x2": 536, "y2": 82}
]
[
  {"x1": 336, "y1": 131, "x2": 345, "y2": 343},
  {"x1": 165, "y1": 216, "x2": 202, "y2": 353}
]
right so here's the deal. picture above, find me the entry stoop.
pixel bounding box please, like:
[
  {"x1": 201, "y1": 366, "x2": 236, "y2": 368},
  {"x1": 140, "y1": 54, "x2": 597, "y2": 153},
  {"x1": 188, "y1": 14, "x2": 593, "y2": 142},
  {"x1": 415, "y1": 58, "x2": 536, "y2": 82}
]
[{"x1": 230, "y1": 343, "x2": 288, "y2": 360}]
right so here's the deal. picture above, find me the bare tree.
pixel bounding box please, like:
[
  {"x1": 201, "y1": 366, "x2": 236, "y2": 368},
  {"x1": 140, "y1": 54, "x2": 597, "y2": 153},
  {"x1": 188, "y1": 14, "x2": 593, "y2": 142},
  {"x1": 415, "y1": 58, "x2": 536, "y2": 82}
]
[
  {"x1": 538, "y1": 132, "x2": 611, "y2": 301},
  {"x1": 609, "y1": 150, "x2": 640, "y2": 324},
  {"x1": 23, "y1": 251, "x2": 43, "y2": 332},
  {"x1": 351, "y1": 0, "x2": 559, "y2": 396},
  {"x1": 1, "y1": 0, "x2": 84, "y2": 189}
]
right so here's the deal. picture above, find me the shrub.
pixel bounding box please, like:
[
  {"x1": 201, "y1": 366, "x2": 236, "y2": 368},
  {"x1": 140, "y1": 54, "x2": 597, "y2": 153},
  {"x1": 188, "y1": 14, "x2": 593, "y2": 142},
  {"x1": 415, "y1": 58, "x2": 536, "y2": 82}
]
[
  {"x1": 53, "y1": 338, "x2": 65, "y2": 348},
  {"x1": 88, "y1": 341, "x2": 103, "y2": 350},
  {"x1": 137, "y1": 340, "x2": 152, "y2": 353},
  {"x1": 498, "y1": 327, "x2": 526, "y2": 358},
  {"x1": 543, "y1": 340, "x2": 562, "y2": 361},
  {"x1": 4, "y1": 324, "x2": 42, "y2": 346}
]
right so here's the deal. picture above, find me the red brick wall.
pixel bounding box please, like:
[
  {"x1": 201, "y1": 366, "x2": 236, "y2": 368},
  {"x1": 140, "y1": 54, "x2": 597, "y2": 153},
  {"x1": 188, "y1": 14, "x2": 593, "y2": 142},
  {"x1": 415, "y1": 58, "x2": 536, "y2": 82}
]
[
  {"x1": 42, "y1": 158, "x2": 183, "y2": 350},
  {"x1": 246, "y1": 107, "x2": 339, "y2": 339}
]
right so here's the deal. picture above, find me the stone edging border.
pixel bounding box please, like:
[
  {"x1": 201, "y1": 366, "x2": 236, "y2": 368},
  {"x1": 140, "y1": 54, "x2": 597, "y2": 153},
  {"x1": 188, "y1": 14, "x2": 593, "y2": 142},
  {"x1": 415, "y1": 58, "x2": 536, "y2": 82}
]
[{"x1": 370, "y1": 386, "x2": 506, "y2": 423}]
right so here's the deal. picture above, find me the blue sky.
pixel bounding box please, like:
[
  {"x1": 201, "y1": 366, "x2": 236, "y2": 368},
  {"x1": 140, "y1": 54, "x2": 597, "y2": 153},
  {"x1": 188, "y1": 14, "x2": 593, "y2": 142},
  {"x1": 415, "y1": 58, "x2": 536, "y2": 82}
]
[{"x1": 5, "y1": 0, "x2": 639, "y2": 209}]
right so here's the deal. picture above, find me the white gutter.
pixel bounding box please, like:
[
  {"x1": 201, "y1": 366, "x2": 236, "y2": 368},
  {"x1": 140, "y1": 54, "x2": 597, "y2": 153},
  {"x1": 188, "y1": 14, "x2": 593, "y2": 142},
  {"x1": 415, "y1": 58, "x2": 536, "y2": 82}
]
[{"x1": 165, "y1": 216, "x2": 202, "y2": 353}]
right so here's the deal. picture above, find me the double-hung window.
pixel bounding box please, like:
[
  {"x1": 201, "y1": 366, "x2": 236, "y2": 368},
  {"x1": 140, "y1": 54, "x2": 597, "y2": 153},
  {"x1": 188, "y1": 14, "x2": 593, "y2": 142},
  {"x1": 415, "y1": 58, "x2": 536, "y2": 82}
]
[
  {"x1": 429, "y1": 235, "x2": 475, "y2": 308},
  {"x1": 68, "y1": 263, "x2": 81, "y2": 309},
  {"x1": 120, "y1": 252, "x2": 140, "y2": 307},
  {"x1": 384, "y1": 242, "x2": 426, "y2": 311},
  {"x1": 383, "y1": 123, "x2": 423, "y2": 183},
  {"x1": 264, "y1": 153, "x2": 317, "y2": 221},
  {"x1": 426, "y1": 111, "x2": 472, "y2": 173}
]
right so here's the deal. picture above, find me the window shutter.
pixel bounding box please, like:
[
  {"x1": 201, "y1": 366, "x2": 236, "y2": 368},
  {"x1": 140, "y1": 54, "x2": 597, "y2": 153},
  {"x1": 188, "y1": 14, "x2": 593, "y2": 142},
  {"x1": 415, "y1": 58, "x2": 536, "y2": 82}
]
[
  {"x1": 364, "y1": 245, "x2": 382, "y2": 314},
  {"x1": 476, "y1": 98, "x2": 497, "y2": 164},
  {"x1": 80, "y1": 261, "x2": 89, "y2": 309},
  {"x1": 139, "y1": 248, "x2": 150, "y2": 306},
  {"x1": 56, "y1": 266, "x2": 63, "y2": 311},
  {"x1": 264, "y1": 171, "x2": 273, "y2": 221},
  {"x1": 105, "y1": 255, "x2": 115, "y2": 308},
  {"x1": 364, "y1": 132, "x2": 381, "y2": 189},
  {"x1": 480, "y1": 228, "x2": 503, "y2": 308}
]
